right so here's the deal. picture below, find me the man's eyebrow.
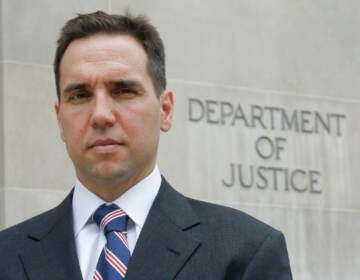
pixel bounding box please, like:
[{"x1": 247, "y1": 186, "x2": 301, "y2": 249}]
[
  {"x1": 62, "y1": 80, "x2": 145, "y2": 95},
  {"x1": 107, "y1": 80, "x2": 145, "y2": 90},
  {"x1": 63, "y1": 83, "x2": 89, "y2": 94}
]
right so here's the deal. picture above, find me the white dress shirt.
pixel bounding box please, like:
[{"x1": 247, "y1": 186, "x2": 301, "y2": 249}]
[{"x1": 72, "y1": 166, "x2": 161, "y2": 280}]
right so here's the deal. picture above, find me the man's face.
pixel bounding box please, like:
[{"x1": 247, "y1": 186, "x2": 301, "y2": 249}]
[{"x1": 55, "y1": 34, "x2": 173, "y2": 200}]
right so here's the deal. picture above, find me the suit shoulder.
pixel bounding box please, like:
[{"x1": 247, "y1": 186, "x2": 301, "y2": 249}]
[
  {"x1": 0, "y1": 207, "x2": 56, "y2": 242},
  {"x1": 0, "y1": 191, "x2": 72, "y2": 243},
  {"x1": 183, "y1": 196, "x2": 290, "y2": 268},
  {"x1": 0, "y1": 191, "x2": 73, "y2": 249},
  {"x1": 187, "y1": 197, "x2": 280, "y2": 239}
]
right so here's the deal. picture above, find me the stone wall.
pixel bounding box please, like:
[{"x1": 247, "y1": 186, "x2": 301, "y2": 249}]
[
  {"x1": 0, "y1": 0, "x2": 5, "y2": 228},
  {"x1": 1, "y1": 1, "x2": 359, "y2": 279}
]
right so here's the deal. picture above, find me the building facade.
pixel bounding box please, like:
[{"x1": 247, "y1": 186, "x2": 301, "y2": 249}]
[{"x1": 1, "y1": 1, "x2": 359, "y2": 279}]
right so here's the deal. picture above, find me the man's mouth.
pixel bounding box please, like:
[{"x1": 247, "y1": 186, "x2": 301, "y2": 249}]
[{"x1": 88, "y1": 138, "x2": 122, "y2": 152}]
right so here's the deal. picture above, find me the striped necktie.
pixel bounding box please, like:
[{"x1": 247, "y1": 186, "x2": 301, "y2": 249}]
[{"x1": 92, "y1": 204, "x2": 131, "y2": 280}]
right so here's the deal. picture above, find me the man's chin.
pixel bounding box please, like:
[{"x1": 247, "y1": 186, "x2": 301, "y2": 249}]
[
  {"x1": 91, "y1": 168, "x2": 128, "y2": 182},
  {"x1": 79, "y1": 164, "x2": 129, "y2": 184}
]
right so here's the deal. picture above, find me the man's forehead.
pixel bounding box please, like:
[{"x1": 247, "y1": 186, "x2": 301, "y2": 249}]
[
  {"x1": 63, "y1": 34, "x2": 147, "y2": 60},
  {"x1": 59, "y1": 35, "x2": 149, "y2": 81}
]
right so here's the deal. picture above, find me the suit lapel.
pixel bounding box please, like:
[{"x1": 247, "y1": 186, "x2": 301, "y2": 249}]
[
  {"x1": 17, "y1": 180, "x2": 200, "y2": 280},
  {"x1": 126, "y1": 179, "x2": 201, "y2": 280},
  {"x1": 19, "y1": 192, "x2": 83, "y2": 280}
]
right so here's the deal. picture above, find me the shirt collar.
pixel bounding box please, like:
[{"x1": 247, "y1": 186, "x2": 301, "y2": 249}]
[{"x1": 72, "y1": 165, "x2": 162, "y2": 237}]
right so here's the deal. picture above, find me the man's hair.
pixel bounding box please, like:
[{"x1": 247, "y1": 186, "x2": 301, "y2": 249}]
[{"x1": 54, "y1": 11, "x2": 166, "y2": 100}]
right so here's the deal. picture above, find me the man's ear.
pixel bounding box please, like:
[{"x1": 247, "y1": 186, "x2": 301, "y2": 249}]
[
  {"x1": 54, "y1": 101, "x2": 65, "y2": 142},
  {"x1": 159, "y1": 89, "x2": 174, "y2": 132}
]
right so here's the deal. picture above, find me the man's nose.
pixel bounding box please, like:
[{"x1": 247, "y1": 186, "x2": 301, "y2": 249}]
[{"x1": 90, "y1": 92, "x2": 116, "y2": 129}]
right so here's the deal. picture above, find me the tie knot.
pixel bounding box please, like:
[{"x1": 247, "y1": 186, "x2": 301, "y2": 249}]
[{"x1": 92, "y1": 203, "x2": 128, "y2": 234}]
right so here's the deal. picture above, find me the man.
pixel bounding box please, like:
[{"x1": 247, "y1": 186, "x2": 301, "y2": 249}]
[{"x1": 0, "y1": 11, "x2": 292, "y2": 280}]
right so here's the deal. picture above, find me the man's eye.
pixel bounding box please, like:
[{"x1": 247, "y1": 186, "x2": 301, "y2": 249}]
[
  {"x1": 70, "y1": 92, "x2": 91, "y2": 100},
  {"x1": 114, "y1": 88, "x2": 136, "y2": 95}
]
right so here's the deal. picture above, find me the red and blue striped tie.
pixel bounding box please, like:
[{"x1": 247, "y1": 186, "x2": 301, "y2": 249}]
[{"x1": 92, "y1": 204, "x2": 130, "y2": 280}]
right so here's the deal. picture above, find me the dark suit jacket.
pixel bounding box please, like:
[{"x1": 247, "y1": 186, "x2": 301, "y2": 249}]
[{"x1": 0, "y1": 178, "x2": 292, "y2": 279}]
